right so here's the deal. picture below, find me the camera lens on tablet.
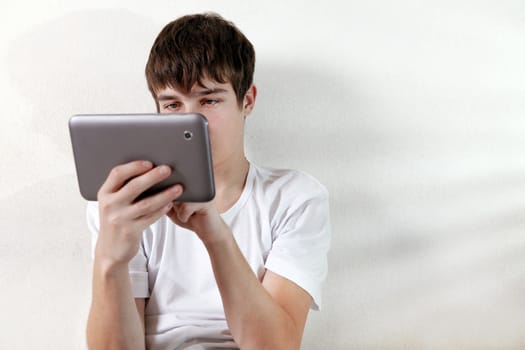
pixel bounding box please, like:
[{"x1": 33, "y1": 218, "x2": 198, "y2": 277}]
[{"x1": 184, "y1": 131, "x2": 193, "y2": 140}]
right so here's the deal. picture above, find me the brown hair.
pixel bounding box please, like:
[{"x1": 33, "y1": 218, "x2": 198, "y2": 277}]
[{"x1": 145, "y1": 13, "x2": 255, "y2": 106}]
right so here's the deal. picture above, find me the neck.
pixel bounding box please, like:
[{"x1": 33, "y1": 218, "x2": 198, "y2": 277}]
[{"x1": 212, "y1": 155, "x2": 249, "y2": 213}]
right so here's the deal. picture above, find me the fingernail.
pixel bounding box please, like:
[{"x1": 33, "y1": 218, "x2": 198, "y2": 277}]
[
  {"x1": 160, "y1": 166, "x2": 170, "y2": 174},
  {"x1": 171, "y1": 185, "x2": 181, "y2": 194},
  {"x1": 142, "y1": 161, "x2": 152, "y2": 168}
]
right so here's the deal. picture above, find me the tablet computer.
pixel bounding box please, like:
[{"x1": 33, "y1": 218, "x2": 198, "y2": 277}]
[{"x1": 69, "y1": 113, "x2": 215, "y2": 202}]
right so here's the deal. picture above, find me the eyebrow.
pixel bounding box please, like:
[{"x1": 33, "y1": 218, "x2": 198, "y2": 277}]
[
  {"x1": 157, "y1": 88, "x2": 228, "y2": 101},
  {"x1": 194, "y1": 87, "x2": 228, "y2": 96}
]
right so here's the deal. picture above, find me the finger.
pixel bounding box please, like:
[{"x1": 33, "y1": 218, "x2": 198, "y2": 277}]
[
  {"x1": 165, "y1": 202, "x2": 182, "y2": 224},
  {"x1": 116, "y1": 164, "x2": 173, "y2": 203},
  {"x1": 98, "y1": 160, "x2": 153, "y2": 196},
  {"x1": 135, "y1": 201, "x2": 175, "y2": 228},
  {"x1": 173, "y1": 203, "x2": 196, "y2": 224},
  {"x1": 126, "y1": 184, "x2": 184, "y2": 219}
]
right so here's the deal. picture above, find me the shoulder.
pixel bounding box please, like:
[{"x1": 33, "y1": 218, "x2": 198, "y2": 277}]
[
  {"x1": 254, "y1": 165, "x2": 331, "y2": 310},
  {"x1": 251, "y1": 164, "x2": 329, "y2": 202},
  {"x1": 247, "y1": 164, "x2": 330, "y2": 226}
]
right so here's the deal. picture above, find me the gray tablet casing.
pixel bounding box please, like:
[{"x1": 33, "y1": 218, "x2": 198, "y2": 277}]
[{"x1": 69, "y1": 113, "x2": 215, "y2": 202}]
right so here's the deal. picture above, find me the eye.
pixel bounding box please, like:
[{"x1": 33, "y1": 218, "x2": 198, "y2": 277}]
[
  {"x1": 202, "y1": 99, "x2": 219, "y2": 106},
  {"x1": 165, "y1": 102, "x2": 180, "y2": 110}
]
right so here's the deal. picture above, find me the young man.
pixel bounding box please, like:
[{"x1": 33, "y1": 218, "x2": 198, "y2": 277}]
[{"x1": 86, "y1": 13, "x2": 330, "y2": 350}]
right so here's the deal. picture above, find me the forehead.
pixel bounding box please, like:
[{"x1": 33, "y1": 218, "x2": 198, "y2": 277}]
[{"x1": 156, "y1": 79, "x2": 234, "y2": 98}]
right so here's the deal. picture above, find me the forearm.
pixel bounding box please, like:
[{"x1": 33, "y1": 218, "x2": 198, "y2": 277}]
[
  {"x1": 87, "y1": 257, "x2": 145, "y2": 350},
  {"x1": 204, "y1": 228, "x2": 301, "y2": 350}
]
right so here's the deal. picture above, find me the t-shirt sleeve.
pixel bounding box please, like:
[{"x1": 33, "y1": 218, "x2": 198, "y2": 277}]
[
  {"x1": 86, "y1": 201, "x2": 150, "y2": 298},
  {"x1": 264, "y1": 180, "x2": 331, "y2": 311}
]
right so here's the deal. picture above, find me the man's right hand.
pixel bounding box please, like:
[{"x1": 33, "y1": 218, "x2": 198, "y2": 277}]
[{"x1": 94, "y1": 160, "x2": 183, "y2": 266}]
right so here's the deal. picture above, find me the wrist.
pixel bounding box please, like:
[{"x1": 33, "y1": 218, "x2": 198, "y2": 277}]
[
  {"x1": 202, "y1": 219, "x2": 234, "y2": 249},
  {"x1": 93, "y1": 253, "x2": 129, "y2": 278}
]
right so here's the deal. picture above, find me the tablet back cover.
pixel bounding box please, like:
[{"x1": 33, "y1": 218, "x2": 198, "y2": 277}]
[{"x1": 69, "y1": 113, "x2": 215, "y2": 202}]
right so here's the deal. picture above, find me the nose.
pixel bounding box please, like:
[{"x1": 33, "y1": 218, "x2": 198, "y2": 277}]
[{"x1": 181, "y1": 103, "x2": 202, "y2": 115}]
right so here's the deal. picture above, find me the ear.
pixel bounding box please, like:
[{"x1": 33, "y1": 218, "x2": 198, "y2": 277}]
[{"x1": 242, "y1": 84, "x2": 257, "y2": 117}]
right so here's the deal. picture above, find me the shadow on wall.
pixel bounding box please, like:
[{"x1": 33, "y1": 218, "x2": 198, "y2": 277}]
[{"x1": 248, "y1": 61, "x2": 363, "y2": 170}]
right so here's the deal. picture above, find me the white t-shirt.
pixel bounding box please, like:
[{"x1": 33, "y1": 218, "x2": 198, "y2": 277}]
[{"x1": 87, "y1": 163, "x2": 331, "y2": 350}]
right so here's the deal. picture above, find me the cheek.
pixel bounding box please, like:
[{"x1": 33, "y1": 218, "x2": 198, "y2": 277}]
[
  {"x1": 205, "y1": 114, "x2": 227, "y2": 136},
  {"x1": 206, "y1": 117, "x2": 218, "y2": 138},
  {"x1": 206, "y1": 119, "x2": 222, "y2": 152},
  {"x1": 204, "y1": 111, "x2": 244, "y2": 147}
]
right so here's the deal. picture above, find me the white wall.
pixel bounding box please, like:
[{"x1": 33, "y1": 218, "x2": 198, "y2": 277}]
[{"x1": 1, "y1": 1, "x2": 524, "y2": 349}]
